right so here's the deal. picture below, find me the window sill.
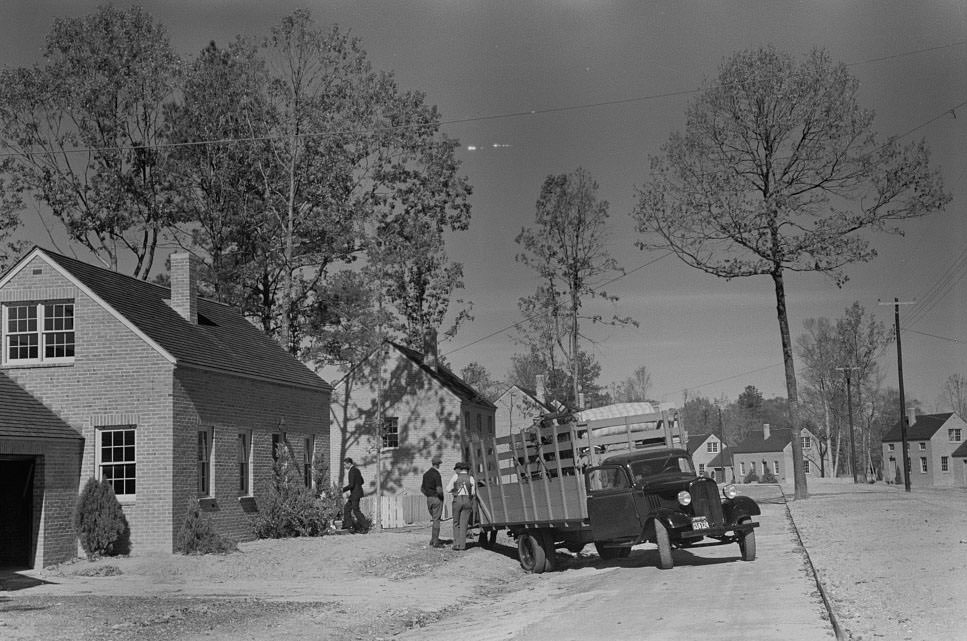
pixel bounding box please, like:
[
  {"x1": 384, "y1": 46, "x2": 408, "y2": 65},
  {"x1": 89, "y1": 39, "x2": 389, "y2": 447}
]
[
  {"x1": 2, "y1": 360, "x2": 75, "y2": 369},
  {"x1": 198, "y1": 497, "x2": 218, "y2": 511},
  {"x1": 116, "y1": 495, "x2": 136, "y2": 506}
]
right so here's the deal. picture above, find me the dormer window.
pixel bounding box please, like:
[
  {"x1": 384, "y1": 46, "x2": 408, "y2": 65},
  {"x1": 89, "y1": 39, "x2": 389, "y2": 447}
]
[{"x1": 3, "y1": 301, "x2": 75, "y2": 365}]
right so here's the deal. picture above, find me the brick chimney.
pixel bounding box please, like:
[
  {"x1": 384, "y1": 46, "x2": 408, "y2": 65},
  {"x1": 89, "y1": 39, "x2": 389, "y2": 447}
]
[
  {"x1": 422, "y1": 326, "x2": 438, "y2": 370},
  {"x1": 170, "y1": 253, "x2": 197, "y2": 324},
  {"x1": 906, "y1": 407, "x2": 917, "y2": 428},
  {"x1": 762, "y1": 423, "x2": 771, "y2": 440}
]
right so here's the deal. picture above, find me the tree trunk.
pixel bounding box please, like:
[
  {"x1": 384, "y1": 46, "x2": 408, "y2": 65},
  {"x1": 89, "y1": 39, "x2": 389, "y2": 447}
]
[{"x1": 772, "y1": 270, "x2": 808, "y2": 499}]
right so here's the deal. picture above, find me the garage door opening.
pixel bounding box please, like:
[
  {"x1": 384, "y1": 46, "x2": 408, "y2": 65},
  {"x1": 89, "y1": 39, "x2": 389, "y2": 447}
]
[{"x1": 0, "y1": 457, "x2": 36, "y2": 568}]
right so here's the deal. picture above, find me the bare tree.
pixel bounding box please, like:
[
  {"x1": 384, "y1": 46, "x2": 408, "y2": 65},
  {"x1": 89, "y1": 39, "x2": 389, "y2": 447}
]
[
  {"x1": 941, "y1": 374, "x2": 967, "y2": 418},
  {"x1": 632, "y1": 47, "x2": 950, "y2": 499}
]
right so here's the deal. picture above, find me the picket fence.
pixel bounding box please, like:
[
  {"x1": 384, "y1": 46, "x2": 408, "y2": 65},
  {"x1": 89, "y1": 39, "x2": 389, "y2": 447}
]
[{"x1": 359, "y1": 493, "x2": 452, "y2": 529}]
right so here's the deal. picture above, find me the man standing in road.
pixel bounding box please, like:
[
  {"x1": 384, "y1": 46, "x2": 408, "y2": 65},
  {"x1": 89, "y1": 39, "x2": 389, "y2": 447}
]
[
  {"x1": 445, "y1": 461, "x2": 476, "y2": 551},
  {"x1": 342, "y1": 457, "x2": 366, "y2": 533},
  {"x1": 421, "y1": 456, "x2": 445, "y2": 548}
]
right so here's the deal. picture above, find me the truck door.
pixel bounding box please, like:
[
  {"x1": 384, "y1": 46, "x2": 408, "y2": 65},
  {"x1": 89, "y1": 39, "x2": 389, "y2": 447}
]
[{"x1": 585, "y1": 465, "x2": 645, "y2": 541}]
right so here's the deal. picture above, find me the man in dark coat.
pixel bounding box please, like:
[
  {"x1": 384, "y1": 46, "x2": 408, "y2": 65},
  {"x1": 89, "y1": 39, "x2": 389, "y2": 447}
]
[
  {"x1": 342, "y1": 457, "x2": 366, "y2": 533},
  {"x1": 421, "y1": 456, "x2": 445, "y2": 547}
]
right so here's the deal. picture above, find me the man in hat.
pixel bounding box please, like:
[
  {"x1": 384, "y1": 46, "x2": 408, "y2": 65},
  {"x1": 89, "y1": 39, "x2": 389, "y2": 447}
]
[
  {"x1": 342, "y1": 457, "x2": 366, "y2": 533},
  {"x1": 421, "y1": 456, "x2": 445, "y2": 548},
  {"x1": 445, "y1": 461, "x2": 476, "y2": 551}
]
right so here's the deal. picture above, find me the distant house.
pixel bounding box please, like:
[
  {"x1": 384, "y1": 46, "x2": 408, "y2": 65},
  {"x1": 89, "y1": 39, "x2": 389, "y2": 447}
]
[
  {"x1": 0, "y1": 248, "x2": 331, "y2": 567},
  {"x1": 687, "y1": 432, "x2": 733, "y2": 482},
  {"x1": 493, "y1": 377, "x2": 558, "y2": 441},
  {"x1": 881, "y1": 411, "x2": 967, "y2": 488},
  {"x1": 730, "y1": 424, "x2": 828, "y2": 482},
  {"x1": 331, "y1": 334, "x2": 495, "y2": 500}
]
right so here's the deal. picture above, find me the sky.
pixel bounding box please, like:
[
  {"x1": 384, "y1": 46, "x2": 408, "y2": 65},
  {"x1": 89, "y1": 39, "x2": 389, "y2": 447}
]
[{"x1": 2, "y1": 1, "x2": 967, "y2": 408}]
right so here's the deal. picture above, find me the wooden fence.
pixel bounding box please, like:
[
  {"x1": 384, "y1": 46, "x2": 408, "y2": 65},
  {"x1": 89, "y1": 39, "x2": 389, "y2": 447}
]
[{"x1": 360, "y1": 493, "x2": 452, "y2": 529}]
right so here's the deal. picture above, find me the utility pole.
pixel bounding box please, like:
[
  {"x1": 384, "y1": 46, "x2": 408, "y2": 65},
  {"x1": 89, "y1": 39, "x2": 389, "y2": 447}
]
[
  {"x1": 880, "y1": 298, "x2": 915, "y2": 492},
  {"x1": 836, "y1": 366, "x2": 860, "y2": 484},
  {"x1": 716, "y1": 400, "x2": 727, "y2": 483}
]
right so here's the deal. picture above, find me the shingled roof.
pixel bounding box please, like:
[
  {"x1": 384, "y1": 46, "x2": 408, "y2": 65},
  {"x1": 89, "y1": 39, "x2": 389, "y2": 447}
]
[
  {"x1": 390, "y1": 342, "x2": 496, "y2": 408},
  {"x1": 730, "y1": 427, "x2": 794, "y2": 454},
  {"x1": 881, "y1": 413, "x2": 953, "y2": 442},
  {"x1": 25, "y1": 249, "x2": 329, "y2": 391},
  {"x1": 0, "y1": 372, "x2": 81, "y2": 441}
]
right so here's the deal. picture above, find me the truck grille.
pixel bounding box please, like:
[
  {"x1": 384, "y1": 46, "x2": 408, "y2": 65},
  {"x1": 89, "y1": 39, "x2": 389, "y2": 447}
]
[{"x1": 689, "y1": 478, "x2": 724, "y2": 526}]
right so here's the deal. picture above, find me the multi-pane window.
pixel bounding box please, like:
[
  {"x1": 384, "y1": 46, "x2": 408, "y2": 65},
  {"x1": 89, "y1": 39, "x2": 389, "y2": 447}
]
[
  {"x1": 801, "y1": 436, "x2": 812, "y2": 450},
  {"x1": 698, "y1": 463, "x2": 706, "y2": 475},
  {"x1": 237, "y1": 432, "x2": 251, "y2": 495},
  {"x1": 197, "y1": 430, "x2": 212, "y2": 496},
  {"x1": 706, "y1": 441, "x2": 719, "y2": 453},
  {"x1": 888, "y1": 443, "x2": 896, "y2": 451},
  {"x1": 941, "y1": 456, "x2": 949, "y2": 472},
  {"x1": 920, "y1": 457, "x2": 928, "y2": 473},
  {"x1": 949, "y1": 429, "x2": 963, "y2": 442},
  {"x1": 4, "y1": 302, "x2": 75, "y2": 363},
  {"x1": 304, "y1": 437, "x2": 314, "y2": 488},
  {"x1": 382, "y1": 417, "x2": 399, "y2": 449},
  {"x1": 774, "y1": 460, "x2": 780, "y2": 474},
  {"x1": 99, "y1": 427, "x2": 136, "y2": 496},
  {"x1": 918, "y1": 442, "x2": 926, "y2": 451},
  {"x1": 803, "y1": 459, "x2": 811, "y2": 473},
  {"x1": 739, "y1": 462, "x2": 746, "y2": 476}
]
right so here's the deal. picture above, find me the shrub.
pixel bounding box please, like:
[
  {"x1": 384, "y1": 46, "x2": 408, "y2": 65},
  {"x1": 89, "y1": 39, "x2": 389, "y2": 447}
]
[
  {"x1": 759, "y1": 468, "x2": 778, "y2": 483},
  {"x1": 73, "y1": 477, "x2": 131, "y2": 559},
  {"x1": 743, "y1": 468, "x2": 759, "y2": 484},
  {"x1": 177, "y1": 498, "x2": 238, "y2": 554},
  {"x1": 253, "y1": 442, "x2": 328, "y2": 538}
]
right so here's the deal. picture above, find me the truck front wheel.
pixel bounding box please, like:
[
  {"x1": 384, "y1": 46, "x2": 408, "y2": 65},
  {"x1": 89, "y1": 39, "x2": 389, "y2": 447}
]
[
  {"x1": 517, "y1": 533, "x2": 547, "y2": 574},
  {"x1": 655, "y1": 520, "x2": 674, "y2": 570},
  {"x1": 738, "y1": 520, "x2": 756, "y2": 561}
]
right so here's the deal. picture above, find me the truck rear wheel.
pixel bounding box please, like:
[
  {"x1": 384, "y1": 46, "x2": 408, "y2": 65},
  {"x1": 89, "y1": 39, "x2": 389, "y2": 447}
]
[
  {"x1": 539, "y1": 530, "x2": 558, "y2": 571},
  {"x1": 517, "y1": 533, "x2": 546, "y2": 574},
  {"x1": 655, "y1": 520, "x2": 674, "y2": 570}
]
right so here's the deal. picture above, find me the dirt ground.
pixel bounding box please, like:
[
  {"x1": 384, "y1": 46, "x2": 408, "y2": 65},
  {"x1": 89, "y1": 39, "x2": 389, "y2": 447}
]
[{"x1": 1, "y1": 478, "x2": 965, "y2": 641}]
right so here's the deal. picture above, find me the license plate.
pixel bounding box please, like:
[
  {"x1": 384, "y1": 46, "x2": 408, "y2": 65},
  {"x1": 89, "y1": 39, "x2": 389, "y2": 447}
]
[{"x1": 691, "y1": 517, "x2": 709, "y2": 530}]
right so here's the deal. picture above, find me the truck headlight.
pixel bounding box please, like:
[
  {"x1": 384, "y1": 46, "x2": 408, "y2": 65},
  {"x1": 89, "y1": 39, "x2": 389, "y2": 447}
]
[
  {"x1": 722, "y1": 484, "x2": 737, "y2": 500},
  {"x1": 677, "y1": 490, "x2": 692, "y2": 506}
]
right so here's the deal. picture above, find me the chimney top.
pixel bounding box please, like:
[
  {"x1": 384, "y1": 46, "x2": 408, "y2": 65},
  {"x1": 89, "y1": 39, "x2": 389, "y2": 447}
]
[
  {"x1": 762, "y1": 423, "x2": 771, "y2": 440},
  {"x1": 169, "y1": 253, "x2": 197, "y2": 324},
  {"x1": 906, "y1": 407, "x2": 918, "y2": 428}
]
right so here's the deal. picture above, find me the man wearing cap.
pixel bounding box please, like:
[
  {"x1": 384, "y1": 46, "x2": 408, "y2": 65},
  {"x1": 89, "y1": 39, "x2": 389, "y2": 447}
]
[
  {"x1": 445, "y1": 461, "x2": 476, "y2": 551},
  {"x1": 342, "y1": 457, "x2": 366, "y2": 533},
  {"x1": 421, "y1": 456, "x2": 445, "y2": 548}
]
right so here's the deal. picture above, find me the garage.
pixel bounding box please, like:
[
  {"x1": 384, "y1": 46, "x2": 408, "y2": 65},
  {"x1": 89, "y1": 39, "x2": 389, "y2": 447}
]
[
  {"x1": 0, "y1": 372, "x2": 84, "y2": 568},
  {"x1": 0, "y1": 456, "x2": 36, "y2": 568}
]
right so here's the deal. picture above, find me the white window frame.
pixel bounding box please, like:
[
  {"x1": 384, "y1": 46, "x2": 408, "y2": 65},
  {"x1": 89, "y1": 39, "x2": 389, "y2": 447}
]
[
  {"x1": 941, "y1": 456, "x2": 949, "y2": 473},
  {"x1": 803, "y1": 459, "x2": 811, "y2": 474},
  {"x1": 706, "y1": 441, "x2": 719, "y2": 453},
  {"x1": 740, "y1": 462, "x2": 746, "y2": 476},
  {"x1": 197, "y1": 427, "x2": 214, "y2": 497},
  {"x1": 918, "y1": 442, "x2": 926, "y2": 451},
  {"x1": 920, "y1": 457, "x2": 928, "y2": 473},
  {"x1": 96, "y1": 426, "x2": 136, "y2": 502},
  {"x1": 237, "y1": 430, "x2": 252, "y2": 496},
  {"x1": 2, "y1": 301, "x2": 76, "y2": 365},
  {"x1": 888, "y1": 443, "x2": 896, "y2": 451},
  {"x1": 698, "y1": 463, "x2": 706, "y2": 475},
  {"x1": 774, "y1": 460, "x2": 780, "y2": 474},
  {"x1": 801, "y1": 436, "x2": 812, "y2": 450},
  {"x1": 382, "y1": 417, "x2": 399, "y2": 450},
  {"x1": 948, "y1": 429, "x2": 962, "y2": 442}
]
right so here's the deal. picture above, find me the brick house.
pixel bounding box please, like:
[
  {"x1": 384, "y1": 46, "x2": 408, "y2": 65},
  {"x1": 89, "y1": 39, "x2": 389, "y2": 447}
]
[
  {"x1": 493, "y1": 378, "x2": 557, "y2": 441},
  {"x1": 686, "y1": 432, "x2": 733, "y2": 482},
  {"x1": 881, "y1": 412, "x2": 966, "y2": 488},
  {"x1": 330, "y1": 337, "x2": 495, "y2": 500},
  {"x1": 0, "y1": 247, "x2": 330, "y2": 566},
  {"x1": 730, "y1": 424, "x2": 828, "y2": 482}
]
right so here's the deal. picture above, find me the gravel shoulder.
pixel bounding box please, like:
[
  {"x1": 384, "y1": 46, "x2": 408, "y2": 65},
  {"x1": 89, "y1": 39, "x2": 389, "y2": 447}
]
[{"x1": 1, "y1": 478, "x2": 964, "y2": 640}]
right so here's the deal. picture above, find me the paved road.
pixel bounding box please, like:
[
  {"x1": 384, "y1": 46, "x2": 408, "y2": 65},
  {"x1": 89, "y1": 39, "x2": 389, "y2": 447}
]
[{"x1": 400, "y1": 486, "x2": 836, "y2": 641}]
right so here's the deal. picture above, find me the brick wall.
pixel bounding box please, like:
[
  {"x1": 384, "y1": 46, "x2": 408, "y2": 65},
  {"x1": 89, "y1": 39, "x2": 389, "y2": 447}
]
[
  {"x1": 333, "y1": 347, "x2": 493, "y2": 497},
  {"x1": 0, "y1": 437, "x2": 83, "y2": 567},
  {"x1": 2, "y1": 255, "x2": 175, "y2": 554},
  {"x1": 174, "y1": 367, "x2": 330, "y2": 543}
]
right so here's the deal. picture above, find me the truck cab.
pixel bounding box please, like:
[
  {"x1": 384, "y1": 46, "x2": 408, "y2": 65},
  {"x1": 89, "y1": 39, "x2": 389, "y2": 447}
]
[{"x1": 585, "y1": 447, "x2": 760, "y2": 569}]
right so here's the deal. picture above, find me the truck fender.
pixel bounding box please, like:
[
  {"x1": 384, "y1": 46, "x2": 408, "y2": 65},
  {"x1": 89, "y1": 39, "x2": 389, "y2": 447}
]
[
  {"x1": 724, "y1": 495, "x2": 761, "y2": 523},
  {"x1": 642, "y1": 511, "x2": 682, "y2": 540}
]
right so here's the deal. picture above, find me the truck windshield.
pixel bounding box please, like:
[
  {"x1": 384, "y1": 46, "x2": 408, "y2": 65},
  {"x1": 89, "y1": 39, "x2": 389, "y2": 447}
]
[{"x1": 631, "y1": 456, "x2": 694, "y2": 482}]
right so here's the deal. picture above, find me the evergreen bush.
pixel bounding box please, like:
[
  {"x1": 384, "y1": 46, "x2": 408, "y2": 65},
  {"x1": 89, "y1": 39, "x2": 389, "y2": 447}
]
[
  {"x1": 742, "y1": 468, "x2": 759, "y2": 484},
  {"x1": 759, "y1": 468, "x2": 778, "y2": 483},
  {"x1": 73, "y1": 477, "x2": 131, "y2": 559},
  {"x1": 177, "y1": 498, "x2": 238, "y2": 554},
  {"x1": 253, "y1": 442, "x2": 328, "y2": 538}
]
